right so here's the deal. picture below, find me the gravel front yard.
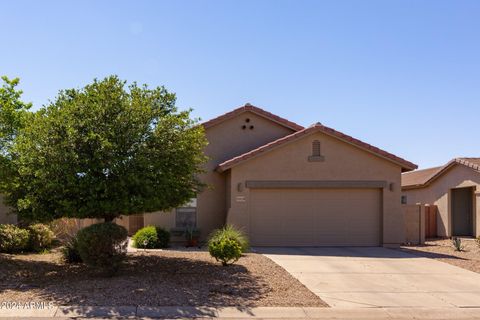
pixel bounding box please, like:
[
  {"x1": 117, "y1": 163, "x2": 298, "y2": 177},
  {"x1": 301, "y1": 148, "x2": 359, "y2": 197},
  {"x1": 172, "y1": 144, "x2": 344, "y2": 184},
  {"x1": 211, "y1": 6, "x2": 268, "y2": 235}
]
[
  {"x1": 401, "y1": 238, "x2": 480, "y2": 273},
  {"x1": 0, "y1": 249, "x2": 326, "y2": 307}
]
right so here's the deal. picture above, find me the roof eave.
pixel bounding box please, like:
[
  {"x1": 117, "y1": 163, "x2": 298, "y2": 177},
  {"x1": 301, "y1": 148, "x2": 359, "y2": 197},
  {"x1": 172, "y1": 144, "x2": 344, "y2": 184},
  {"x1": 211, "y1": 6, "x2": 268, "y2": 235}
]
[
  {"x1": 217, "y1": 124, "x2": 418, "y2": 173},
  {"x1": 401, "y1": 158, "x2": 480, "y2": 190}
]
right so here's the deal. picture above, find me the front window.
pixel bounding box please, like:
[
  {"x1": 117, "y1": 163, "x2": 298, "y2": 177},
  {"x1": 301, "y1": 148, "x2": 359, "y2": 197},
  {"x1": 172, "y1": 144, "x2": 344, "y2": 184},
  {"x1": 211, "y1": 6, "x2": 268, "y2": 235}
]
[{"x1": 175, "y1": 198, "x2": 197, "y2": 228}]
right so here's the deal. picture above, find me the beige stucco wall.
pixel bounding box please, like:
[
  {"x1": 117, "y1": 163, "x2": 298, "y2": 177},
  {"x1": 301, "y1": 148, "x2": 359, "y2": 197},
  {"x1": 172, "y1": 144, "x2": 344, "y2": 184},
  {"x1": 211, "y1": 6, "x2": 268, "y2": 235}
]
[
  {"x1": 197, "y1": 111, "x2": 295, "y2": 239},
  {"x1": 403, "y1": 204, "x2": 425, "y2": 245},
  {"x1": 402, "y1": 165, "x2": 480, "y2": 237},
  {"x1": 226, "y1": 130, "x2": 405, "y2": 246}
]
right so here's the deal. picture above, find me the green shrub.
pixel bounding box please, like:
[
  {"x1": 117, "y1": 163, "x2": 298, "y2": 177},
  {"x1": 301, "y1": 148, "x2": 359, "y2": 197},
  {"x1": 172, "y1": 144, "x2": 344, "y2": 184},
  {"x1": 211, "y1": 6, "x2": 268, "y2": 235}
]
[
  {"x1": 208, "y1": 225, "x2": 249, "y2": 266},
  {"x1": 27, "y1": 223, "x2": 55, "y2": 252},
  {"x1": 132, "y1": 225, "x2": 170, "y2": 249},
  {"x1": 61, "y1": 237, "x2": 82, "y2": 263},
  {"x1": 76, "y1": 222, "x2": 128, "y2": 275},
  {"x1": 0, "y1": 224, "x2": 30, "y2": 253},
  {"x1": 132, "y1": 226, "x2": 157, "y2": 249},
  {"x1": 476, "y1": 236, "x2": 480, "y2": 248}
]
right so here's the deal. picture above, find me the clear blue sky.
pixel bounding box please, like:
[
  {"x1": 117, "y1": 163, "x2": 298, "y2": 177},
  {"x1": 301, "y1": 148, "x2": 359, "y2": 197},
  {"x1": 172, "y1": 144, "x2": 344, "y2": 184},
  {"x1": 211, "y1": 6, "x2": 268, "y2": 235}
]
[{"x1": 1, "y1": 1, "x2": 479, "y2": 169}]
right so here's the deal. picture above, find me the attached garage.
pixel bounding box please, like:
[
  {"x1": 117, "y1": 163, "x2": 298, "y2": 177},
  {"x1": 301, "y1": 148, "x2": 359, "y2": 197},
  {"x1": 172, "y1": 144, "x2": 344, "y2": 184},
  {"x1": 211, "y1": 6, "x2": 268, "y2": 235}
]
[
  {"x1": 218, "y1": 122, "x2": 417, "y2": 247},
  {"x1": 249, "y1": 188, "x2": 381, "y2": 246}
]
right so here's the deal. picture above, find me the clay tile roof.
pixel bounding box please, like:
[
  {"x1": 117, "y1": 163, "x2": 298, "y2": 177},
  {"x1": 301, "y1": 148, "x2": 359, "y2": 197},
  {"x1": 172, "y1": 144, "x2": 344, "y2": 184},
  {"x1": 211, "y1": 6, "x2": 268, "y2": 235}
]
[
  {"x1": 217, "y1": 122, "x2": 417, "y2": 172},
  {"x1": 457, "y1": 157, "x2": 480, "y2": 170},
  {"x1": 402, "y1": 157, "x2": 480, "y2": 189},
  {"x1": 401, "y1": 166, "x2": 443, "y2": 188},
  {"x1": 201, "y1": 103, "x2": 304, "y2": 131}
]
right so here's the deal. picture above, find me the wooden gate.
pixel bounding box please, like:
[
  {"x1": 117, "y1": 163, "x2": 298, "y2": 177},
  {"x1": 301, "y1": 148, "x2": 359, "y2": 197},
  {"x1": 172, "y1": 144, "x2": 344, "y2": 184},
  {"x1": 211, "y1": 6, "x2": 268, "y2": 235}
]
[
  {"x1": 425, "y1": 205, "x2": 437, "y2": 238},
  {"x1": 128, "y1": 214, "x2": 145, "y2": 235}
]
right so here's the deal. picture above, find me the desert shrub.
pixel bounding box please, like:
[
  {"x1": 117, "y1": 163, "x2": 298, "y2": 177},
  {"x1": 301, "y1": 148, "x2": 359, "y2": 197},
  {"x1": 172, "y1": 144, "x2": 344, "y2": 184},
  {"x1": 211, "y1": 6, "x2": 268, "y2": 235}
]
[
  {"x1": 132, "y1": 226, "x2": 170, "y2": 249},
  {"x1": 27, "y1": 223, "x2": 55, "y2": 252},
  {"x1": 477, "y1": 236, "x2": 480, "y2": 248},
  {"x1": 452, "y1": 237, "x2": 464, "y2": 251},
  {"x1": 61, "y1": 236, "x2": 82, "y2": 263},
  {"x1": 76, "y1": 222, "x2": 128, "y2": 275},
  {"x1": 0, "y1": 224, "x2": 30, "y2": 253},
  {"x1": 208, "y1": 225, "x2": 249, "y2": 266},
  {"x1": 209, "y1": 237, "x2": 243, "y2": 266}
]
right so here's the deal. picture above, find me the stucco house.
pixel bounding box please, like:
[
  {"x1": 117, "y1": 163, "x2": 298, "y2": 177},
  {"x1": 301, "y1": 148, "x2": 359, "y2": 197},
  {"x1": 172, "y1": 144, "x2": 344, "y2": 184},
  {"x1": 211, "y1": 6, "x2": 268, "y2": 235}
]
[
  {"x1": 143, "y1": 104, "x2": 416, "y2": 247},
  {"x1": 0, "y1": 104, "x2": 417, "y2": 246},
  {"x1": 402, "y1": 158, "x2": 480, "y2": 238}
]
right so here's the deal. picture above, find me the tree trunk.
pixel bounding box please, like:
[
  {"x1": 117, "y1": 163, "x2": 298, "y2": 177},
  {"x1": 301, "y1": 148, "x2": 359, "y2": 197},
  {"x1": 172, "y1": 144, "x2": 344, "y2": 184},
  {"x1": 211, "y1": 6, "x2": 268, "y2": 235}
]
[{"x1": 104, "y1": 215, "x2": 115, "y2": 223}]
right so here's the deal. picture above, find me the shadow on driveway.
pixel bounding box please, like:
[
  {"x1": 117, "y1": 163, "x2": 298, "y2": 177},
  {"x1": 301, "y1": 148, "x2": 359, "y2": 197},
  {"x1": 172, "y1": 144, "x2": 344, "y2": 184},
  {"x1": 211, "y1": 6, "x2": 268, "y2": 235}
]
[{"x1": 254, "y1": 246, "x2": 420, "y2": 258}]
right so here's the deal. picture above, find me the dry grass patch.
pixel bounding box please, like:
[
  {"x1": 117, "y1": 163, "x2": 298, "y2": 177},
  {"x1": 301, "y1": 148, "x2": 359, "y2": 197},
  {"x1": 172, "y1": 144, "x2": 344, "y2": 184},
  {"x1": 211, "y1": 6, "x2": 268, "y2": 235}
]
[
  {"x1": 401, "y1": 238, "x2": 480, "y2": 273},
  {"x1": 0, "y1": 249, "x2": 326, "y2": 307}
]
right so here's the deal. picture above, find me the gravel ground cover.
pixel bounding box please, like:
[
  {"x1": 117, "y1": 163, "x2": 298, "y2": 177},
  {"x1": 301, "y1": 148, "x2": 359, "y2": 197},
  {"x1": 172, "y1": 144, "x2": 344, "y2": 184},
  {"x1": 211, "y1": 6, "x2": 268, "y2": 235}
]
[
  {"x1": 401, "y1": 238, "x2": 480, "y2": 273},
  {"x1": 0, "y1": 249, "x2": 326, "y2": 307}
]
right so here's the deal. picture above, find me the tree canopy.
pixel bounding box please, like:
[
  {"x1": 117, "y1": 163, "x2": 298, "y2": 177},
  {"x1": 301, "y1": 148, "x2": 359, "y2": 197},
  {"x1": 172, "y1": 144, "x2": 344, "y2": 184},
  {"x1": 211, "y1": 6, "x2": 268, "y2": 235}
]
[
  {"x1": 0, "y1": 76, "x2": 32, "y2": 185},
  {"x1": 3, "y1": 75, "x2": 207, "y2": 222},
  {"x1": 0, "y1": 76, "x2": 32, "y2": 153}
]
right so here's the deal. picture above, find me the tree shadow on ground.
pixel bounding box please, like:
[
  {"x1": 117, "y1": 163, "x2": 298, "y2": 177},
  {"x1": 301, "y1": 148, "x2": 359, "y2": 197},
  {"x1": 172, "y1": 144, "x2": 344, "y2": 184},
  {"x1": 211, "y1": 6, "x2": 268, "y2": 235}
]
[
  {"x1": 0, "y1": 252, "x2": 271, "y2": 317},
  {"x1": 398, "y1": 247, "x2": 469, "y2": 260}
]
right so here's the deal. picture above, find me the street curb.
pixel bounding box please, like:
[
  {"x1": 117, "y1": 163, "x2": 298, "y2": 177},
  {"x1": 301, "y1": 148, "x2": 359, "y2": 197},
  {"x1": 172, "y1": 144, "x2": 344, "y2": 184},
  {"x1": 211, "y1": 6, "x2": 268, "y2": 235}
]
[{"x1": 1, "y1": 306, "x2": 480, "y2": 319}]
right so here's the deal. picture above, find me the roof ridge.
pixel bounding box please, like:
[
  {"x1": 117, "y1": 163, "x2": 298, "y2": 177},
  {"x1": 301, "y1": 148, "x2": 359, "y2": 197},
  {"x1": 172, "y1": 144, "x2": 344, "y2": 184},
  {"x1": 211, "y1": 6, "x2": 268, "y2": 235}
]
[
  {"x1": 402, "y1": 157, "x2": 480, "y2": 189},
  {"x1": 201, "y1": 103, "x2": 304, "y2": 131},
  {"x1": 455, "y1": 158, "x2": 480, "y2": 171}
]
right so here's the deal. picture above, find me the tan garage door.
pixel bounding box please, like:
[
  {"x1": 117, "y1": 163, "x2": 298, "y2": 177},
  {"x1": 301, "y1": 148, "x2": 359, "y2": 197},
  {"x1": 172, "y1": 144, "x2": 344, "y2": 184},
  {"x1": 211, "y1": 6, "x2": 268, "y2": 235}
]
[{"x1": 249, "y1": 188, "x2": 381, "y2": 246}]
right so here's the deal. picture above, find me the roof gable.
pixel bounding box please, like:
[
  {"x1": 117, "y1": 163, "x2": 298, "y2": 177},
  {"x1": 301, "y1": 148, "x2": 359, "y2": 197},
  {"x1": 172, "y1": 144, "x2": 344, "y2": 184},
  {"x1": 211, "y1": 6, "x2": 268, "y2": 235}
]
[
  {"x1": 217, "y1": 123, "x2": 417, "y2": 172},
  {"x1": 402, "y1": 158, "x2": 480, "y2": 189},
  {"x1": 202, "y1": 103, "x2": 303, "y2": 132}
]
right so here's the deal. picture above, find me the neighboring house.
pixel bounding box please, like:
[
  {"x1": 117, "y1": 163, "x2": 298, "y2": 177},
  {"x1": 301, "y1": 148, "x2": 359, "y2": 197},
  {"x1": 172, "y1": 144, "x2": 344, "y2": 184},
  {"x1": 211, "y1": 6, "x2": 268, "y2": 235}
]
[
  {"x1": 0, "y1": 104, "x2": 418, "y2": 247},
  {"x1": 402, "y1": 158, "x2": 480, "y2": 238}
]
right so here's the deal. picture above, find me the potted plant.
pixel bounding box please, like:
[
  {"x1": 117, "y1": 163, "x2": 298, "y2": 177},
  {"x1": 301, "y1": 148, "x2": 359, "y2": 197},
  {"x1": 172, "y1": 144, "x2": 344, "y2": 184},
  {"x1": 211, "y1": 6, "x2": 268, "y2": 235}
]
[{"x1": 185, "y1": 227, "x2": 200, "y2": 247}]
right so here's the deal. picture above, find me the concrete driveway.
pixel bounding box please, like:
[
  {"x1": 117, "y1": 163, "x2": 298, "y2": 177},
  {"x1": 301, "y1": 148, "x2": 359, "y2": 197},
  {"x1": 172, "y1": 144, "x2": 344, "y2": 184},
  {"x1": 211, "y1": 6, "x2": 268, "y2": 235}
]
[{"x1": 258, "y1": 247, "x2": 480, "y2": 308}]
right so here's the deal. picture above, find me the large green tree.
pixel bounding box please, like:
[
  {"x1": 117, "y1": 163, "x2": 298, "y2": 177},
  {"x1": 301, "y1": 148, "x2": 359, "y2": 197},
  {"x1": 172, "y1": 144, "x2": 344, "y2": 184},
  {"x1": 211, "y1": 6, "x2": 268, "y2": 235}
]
[
  {"x1": 0, "y1": 76, "x2": 32, "y2": 173},
  {"x1": 4, "y1": 76, "x2": 207, "y2": 222}
]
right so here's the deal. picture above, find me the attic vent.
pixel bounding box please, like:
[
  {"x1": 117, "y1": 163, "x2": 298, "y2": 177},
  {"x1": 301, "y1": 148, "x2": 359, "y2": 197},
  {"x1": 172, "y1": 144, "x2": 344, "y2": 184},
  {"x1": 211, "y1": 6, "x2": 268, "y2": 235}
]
[
  {"x1": 308, "y1": 140, "x2": 325, "y2": 162},
  {"x1": 242, "y1": 118, "x2": 254, "y2": 130},
  {"x1": 312, "y1": 140, "x2": 321, "y2": 156}
]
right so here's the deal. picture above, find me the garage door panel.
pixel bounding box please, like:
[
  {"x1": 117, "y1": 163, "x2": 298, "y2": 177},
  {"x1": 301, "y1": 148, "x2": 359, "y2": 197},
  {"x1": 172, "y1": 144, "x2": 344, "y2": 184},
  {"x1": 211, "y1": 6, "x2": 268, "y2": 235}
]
[{"x1": 250, "y1": 188, "x2": 381, "y2": 246}]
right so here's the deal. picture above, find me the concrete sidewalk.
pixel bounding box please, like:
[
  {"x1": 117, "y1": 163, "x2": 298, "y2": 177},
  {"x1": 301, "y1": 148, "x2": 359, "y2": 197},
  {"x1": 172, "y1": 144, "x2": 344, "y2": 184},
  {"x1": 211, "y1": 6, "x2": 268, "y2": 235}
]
[{"x1": 1, "y1": 306, "x2": 480, "y2": 319}]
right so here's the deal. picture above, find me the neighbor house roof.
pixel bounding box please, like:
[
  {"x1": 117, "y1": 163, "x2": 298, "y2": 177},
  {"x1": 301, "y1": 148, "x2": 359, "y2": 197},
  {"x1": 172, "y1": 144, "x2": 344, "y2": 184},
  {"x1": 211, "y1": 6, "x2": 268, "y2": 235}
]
[
  {"x1": 402, "y1": 158, "x2": 480, "y2": 189},
  {"x1": 217, "y1": 123, "x2": 418, "y2": 172},
  {"x1": 202, "y1": 103, "x2": 304, "y2": 132}
]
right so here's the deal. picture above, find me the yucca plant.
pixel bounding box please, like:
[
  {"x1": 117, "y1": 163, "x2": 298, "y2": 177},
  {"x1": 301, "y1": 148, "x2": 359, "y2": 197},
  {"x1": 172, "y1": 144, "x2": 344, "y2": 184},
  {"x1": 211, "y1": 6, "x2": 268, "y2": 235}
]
[
  {"x1": 211, "y1": 224, "x2": 249, "y2": 252},
  {"x1": 208, "y1": 225, "x2": 249, "y2": 266},
  {"x1": 452, "y1": 237, "x2": 464, "y2": 252}
]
